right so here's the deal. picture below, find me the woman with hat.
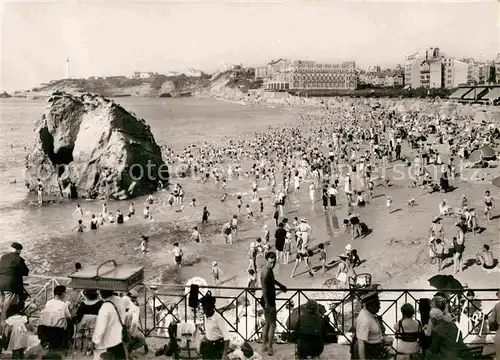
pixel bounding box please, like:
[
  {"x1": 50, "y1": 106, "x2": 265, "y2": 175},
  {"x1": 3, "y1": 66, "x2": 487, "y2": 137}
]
[
  {"x1": 199, "y1": 292, "x2": 230, "y2": 360},
  {"x1": 429, "y1": 217, "x2": 444, "y2": 239}
]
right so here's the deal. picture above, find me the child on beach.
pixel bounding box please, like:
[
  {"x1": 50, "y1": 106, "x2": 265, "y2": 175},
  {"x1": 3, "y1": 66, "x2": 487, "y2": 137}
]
[
  {"x1": 89, "y1": 214, "x2": 99, "y2": 230},
  {"x1": 484, "y1": 190, "x2": 493, "y2": 220},
  {"x1": 211, "y1": 261, "x2": 223, "y2": 294},
  {"x1": 72, "y1": 204, "x2": 85, "y2": 219},
  {"x1": 135, "y1": 235, "x2": 149, "y2": 254},
  {"x1": 259, "y1": 197, "x2": 264, "y2": 213},
  {"x1": 72, "y1": 219, "x2": 86, "y2": 232},
  {"x1": 237, "y1": 196, "x2": 243, "y2": 214},
  {"x1": 247, "y1": 269, "x2": 257, "y2": 295},
  {"x1": 2, "y1": 304, "x2": 31, "y2": 360},
  {"x1": 245, "y1": 204, "x2": 254, "y2": 219},
  {"x1": 263, "y1": 224, "x2": 270, "y2": 245},
  {"x1": 127, "y1": 202, "x2": 135, "y2": 217},
  {"x1": 273, "y1": 205, "x2": 279, "y2": 227},
  {"x1": 143, "y1": 206, "x2": 152, "y2": 220},
  {"x1": 318, "y1": 243, "x2": 327, "y2": 272},
  {"x1": 252, "y1": 180, "x2": 258, "y2": 199},
  {"x1": 169, "y1": 243, "x2": 183, "y2": 267},
  {"x1": 386, "y1": 195, "x2": 393, "y2": 213},
  {"x1": 191, "y1": 226, "x2": 201, "y2": 243},
  {"x1": 283, "y1": 232, "x2": 292, "y2": 264},
  {"x1": 167, "y1": 193, "x2": 175, "y2": 207},
  {"x1": 231, "y1": 215, "x2": 238, "y2": 239},
  {"x1": 202, "y1": 206, "x2": 210, "y2": 224},
  {"x1": 191, "y1": 198, "x2": 196, "y2": 207},
  {"x1": 220, "y1": 193, "x2": 227, "y2": 202}
]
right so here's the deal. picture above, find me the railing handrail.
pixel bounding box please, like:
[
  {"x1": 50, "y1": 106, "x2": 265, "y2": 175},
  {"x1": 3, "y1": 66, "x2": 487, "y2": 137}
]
[
  {"x1": 24, "y1": 275, "x2": 500, "y2": 293},
  {"x1": 21, "y1": 276, "x2": 499, "y2": 344}
]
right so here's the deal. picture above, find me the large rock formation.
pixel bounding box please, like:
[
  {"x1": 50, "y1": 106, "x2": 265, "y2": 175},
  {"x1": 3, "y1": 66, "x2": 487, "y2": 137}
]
[{"x1": 25, "y1": 92, "x2": 167, "y2": 200}]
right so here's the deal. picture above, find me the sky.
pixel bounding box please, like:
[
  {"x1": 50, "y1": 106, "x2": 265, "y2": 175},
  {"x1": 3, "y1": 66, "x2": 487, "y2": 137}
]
[{"x1": 1, "y1": 0, "x2": 499, "y2": 92}]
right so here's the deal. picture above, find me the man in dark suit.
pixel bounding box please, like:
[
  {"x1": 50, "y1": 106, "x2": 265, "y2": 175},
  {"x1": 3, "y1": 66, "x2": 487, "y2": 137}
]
[{"x1": 0, "y1": 242, "x2": 29, "y2": 328}]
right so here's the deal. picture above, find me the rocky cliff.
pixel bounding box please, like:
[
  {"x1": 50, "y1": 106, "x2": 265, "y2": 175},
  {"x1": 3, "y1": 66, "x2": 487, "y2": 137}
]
[
  {"x1": 20, "y1": 72, "x2": 262, "y2": 99},
  {"x1": 23, "y1": 75, "x2": 210, "y2": 99},
  {"x1": 25, "y1": 92, "x2": 166, "y2": 200}
]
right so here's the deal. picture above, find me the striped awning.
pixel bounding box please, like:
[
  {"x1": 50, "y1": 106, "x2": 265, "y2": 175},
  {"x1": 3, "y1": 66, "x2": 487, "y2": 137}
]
[
  {"x1": 481, "y1": 87, "x2": 500, "y2": 101},
  {"x1": 462, "y1": 87, "x2": 487, "y2": 100},
  {"x1": 449, "y1": 87, "x2": 472, "y2": 99}
]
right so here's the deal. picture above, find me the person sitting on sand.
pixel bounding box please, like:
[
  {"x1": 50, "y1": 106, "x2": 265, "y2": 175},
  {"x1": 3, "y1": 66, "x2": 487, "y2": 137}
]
[
  {"x1": 476, "y1": 244, "x2": 496, "y2": 270},
  {"x1": 356, "y1": 192, "x2": 366, "y2": 207},
  {"x1": 429, "y1": 217, "x2": 444, "y2": 239},
  {"x1": 439, "y1": 200, "x2": 452, "y2": 217}
]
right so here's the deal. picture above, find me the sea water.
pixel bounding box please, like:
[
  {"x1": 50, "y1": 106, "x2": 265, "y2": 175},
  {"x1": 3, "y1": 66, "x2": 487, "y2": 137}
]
[{"x1": 0, "y1": 97, "x2": 295, "y2": 274}]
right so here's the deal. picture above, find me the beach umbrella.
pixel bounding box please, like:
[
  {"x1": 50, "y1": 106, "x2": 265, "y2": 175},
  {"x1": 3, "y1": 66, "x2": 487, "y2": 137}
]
[
  {"x1": 185, "y1": 277, "x2": 208, "y2": 299},
  {"x1": 492, "y1": 176, "x2": 500, "y2": 187},
  {"x1": 468, "y1": 149, "x2": 484, "y2": 163},
  {"x1": 428, "y1": 275, "x2": 463, "y2": 293},
  {"x1": 479, "y1": 144, "x2": 496, "y2": 159}
]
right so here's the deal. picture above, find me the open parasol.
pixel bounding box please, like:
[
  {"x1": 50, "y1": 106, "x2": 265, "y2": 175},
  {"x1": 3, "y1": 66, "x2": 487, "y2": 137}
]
[
  {"x1": 185, "y1": 277, "x2": 209, "y2": 299},
  {"x1": 492, "y1": 176, "x2": 500, "y2": 188},
  {"x1": 478, "y1": 144, "x2": 496, "y2": 160},
  {"x1": 428, "y1": 275, "x2": 463, "y2": 293},
  {"x1": 468, "y1": 149, "x2": 484, "y2": 164}
]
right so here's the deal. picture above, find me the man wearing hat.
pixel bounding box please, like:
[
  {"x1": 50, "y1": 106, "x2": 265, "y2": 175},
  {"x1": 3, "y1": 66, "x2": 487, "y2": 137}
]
[
  {"x1": 0, "y1": 242, "x2": 30, "y2": 328},
  {"x1": 351, "y1": 290, "x2": 392, "y2": 359}
]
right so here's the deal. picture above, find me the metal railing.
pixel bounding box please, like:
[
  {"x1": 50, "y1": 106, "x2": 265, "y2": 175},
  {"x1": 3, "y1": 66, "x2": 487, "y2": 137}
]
[{"x1": 21, "y1": 276, "x2": 499, "y2": 345}]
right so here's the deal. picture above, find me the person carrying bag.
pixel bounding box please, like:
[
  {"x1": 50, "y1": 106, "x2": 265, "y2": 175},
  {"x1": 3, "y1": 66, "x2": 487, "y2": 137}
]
[{"x1": 103, "y1": 300, "x2": 130, "y2": 360}]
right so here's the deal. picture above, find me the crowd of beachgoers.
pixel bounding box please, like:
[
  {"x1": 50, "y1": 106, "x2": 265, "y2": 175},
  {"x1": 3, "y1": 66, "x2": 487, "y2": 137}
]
[{"x1": 3, "y1": 97, "x2": 500, "y2": 360}]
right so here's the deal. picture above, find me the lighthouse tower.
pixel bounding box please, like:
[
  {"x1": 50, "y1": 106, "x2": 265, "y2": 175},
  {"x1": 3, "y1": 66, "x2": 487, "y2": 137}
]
[{"x1": 65, "y1": 58, "x2": 70, "y2": 79}]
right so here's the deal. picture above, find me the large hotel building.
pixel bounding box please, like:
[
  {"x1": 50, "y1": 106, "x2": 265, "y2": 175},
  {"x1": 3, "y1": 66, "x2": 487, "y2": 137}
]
[{"x1": 255, "y1": 59, "x2": 357, "y2": 91}]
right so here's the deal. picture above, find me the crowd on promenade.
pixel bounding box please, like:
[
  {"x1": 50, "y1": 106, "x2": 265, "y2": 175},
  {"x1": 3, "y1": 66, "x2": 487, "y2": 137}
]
[{"x1": 5, "y1": 98, "x2": 500, "y2": 359}]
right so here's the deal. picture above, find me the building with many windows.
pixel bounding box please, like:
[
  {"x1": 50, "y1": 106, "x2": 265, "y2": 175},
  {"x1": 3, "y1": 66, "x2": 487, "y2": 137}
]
[{"x1": 258, "y1": 59, "x2": 357, "y2": 91}]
